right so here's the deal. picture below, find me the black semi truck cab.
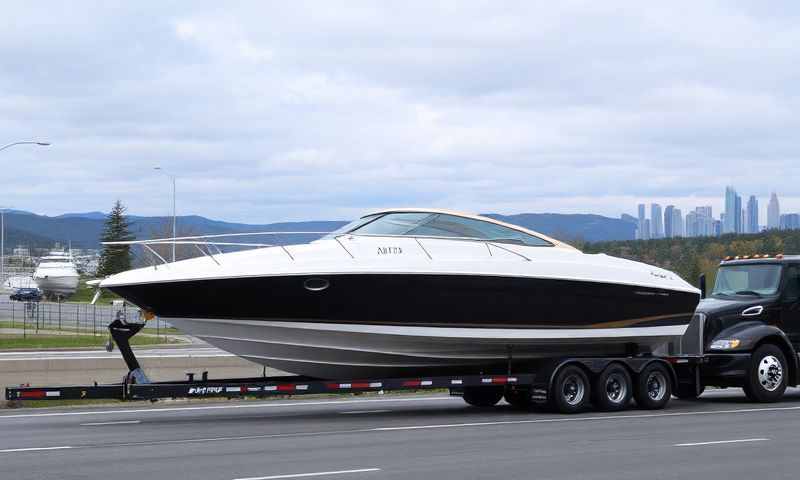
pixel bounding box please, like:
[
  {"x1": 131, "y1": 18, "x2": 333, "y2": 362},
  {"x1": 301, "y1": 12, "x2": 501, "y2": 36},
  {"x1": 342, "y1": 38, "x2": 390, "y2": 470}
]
[{"x1": 694, "y1": 254, "x2": 800, "y2": 402}]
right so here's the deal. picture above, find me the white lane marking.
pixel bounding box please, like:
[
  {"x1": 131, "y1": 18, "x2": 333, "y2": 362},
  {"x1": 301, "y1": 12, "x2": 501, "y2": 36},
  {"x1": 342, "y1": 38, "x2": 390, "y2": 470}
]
[
  {"x1": 233, "y1": 468, "x2": 381, "y2": 480},
  {"x1": 339, "y1": 410, "x2": 391, "y2": 415},
  {"x1": 0, "y1": 446, "x2": 73, "y2": 454},
  {"x1": 370, "y1": 405, "x2": 800, "y2": 431},
  {"x1": 80, "y1": 420, "x2": 141, "y2": 426},
  {"x1": 0, "y1": 396, "x2": 454, "y2": 420},
  {"x1": 4, "y1": 405, "x2": 797, "y2": 455},
  {"x1": 674, "y1": 438, "x2": 769, "y2": 447}
]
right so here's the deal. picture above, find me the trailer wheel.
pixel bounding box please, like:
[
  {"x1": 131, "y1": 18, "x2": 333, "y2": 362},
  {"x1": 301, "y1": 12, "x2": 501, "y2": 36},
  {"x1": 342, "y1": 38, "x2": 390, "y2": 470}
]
[
  {"x1": 551, "y1": 365, "x2": 590, "y2": 414},
  {"x1": 462, "y1": 386, "x2": 504, "y2": 407},
  {"x1": 592, "y1": 364, "x2": 632, "y2": 411},
  {"x1": 635, "y1": 363, "x2": 672, "y2": 410},
  {"x1": 504, "y1": 388, "x2": 531, "y2": 409},
  {"x1": 743, "y1": 344, "x2": 787, "y2": 403}
]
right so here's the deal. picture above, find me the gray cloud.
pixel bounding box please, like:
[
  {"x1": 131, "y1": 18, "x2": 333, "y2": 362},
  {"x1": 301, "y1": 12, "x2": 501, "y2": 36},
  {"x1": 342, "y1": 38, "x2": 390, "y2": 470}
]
[{"x1": 1, "y1": 1, "x2": 798, "y2": 223}]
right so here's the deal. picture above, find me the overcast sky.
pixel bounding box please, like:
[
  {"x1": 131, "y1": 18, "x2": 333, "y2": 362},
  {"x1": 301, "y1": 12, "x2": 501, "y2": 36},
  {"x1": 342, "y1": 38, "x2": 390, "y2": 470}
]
[{"x1": 2, "y1": 2, "x2": 798, "y2": 223}]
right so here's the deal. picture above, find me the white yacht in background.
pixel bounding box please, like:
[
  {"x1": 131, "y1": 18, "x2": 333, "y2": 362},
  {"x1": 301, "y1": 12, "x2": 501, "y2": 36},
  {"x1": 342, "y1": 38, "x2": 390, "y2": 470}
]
[
  {"x1": 99, "y1": 209, "x2": 700, "y2": 379},
  {"x1": 33, "y1": 250, "x2": 80, "y2": 297},
  {"x1": 2, "y1": 275, "x2": 38, "y2": 291}
]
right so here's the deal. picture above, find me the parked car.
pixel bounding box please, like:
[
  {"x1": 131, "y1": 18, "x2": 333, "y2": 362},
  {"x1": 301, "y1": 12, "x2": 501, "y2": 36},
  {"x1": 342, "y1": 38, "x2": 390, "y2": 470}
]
[{"x1": 9, "y1": 288, "x2": 43, "y2": 302}]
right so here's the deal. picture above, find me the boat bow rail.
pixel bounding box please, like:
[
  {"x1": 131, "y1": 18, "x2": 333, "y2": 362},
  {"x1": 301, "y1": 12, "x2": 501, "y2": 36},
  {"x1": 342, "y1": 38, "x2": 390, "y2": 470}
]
[{"x1": 102, "y1": 231, "x2": 535, "y2": 268}]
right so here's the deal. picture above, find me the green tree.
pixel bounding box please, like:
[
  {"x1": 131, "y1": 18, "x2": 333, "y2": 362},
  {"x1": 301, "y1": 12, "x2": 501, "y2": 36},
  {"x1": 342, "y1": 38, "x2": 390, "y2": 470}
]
[{"x1": 97, "y1": 200, "x2": 134, "y2": 276}]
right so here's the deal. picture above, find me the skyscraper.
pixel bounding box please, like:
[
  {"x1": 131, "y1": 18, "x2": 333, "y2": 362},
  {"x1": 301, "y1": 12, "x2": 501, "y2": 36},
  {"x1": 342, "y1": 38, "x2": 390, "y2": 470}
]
[
  {"x1": 642, "y1": 219, "x2": 651, "y2": 240},
  {"x1": 685, "y1": 211, "x2": 698, "y2": 237},
  {"x1": 664, "y1": 205, "x2": 674, "y2": 238},
  {"x1": 768, "y1": 193, "x2": 780, "y2": 230},
  {"x1": 696, "y1": 206, "x2": 713, "y2": 236},
  {"x1": 735, "y1": 194, "x2": 742, "y2": 234},
  {"x1": 637, "y1": 204, "x2": 646, "y2": 240},
  {"x1": 651, "y1": 204, "x2": 663, "y2": 239},
  {"x1": 746, "y1": 195, "x2": 759, "y2": 233},
  {"x1": 781, "y1": 214, "x2": 800, "y2": 230},
  {"x1": 672, "y1": 208, "x2": 684, "y2": 237},
  {"x1": 724, "y1": 186, "x2": 739, "y2": 234}
]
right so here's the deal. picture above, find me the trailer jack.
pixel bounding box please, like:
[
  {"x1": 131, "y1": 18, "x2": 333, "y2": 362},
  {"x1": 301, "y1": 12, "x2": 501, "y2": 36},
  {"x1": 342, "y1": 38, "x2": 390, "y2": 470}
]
[{"x1": 108, "y1": 317, "x2": 150, "y2": 385}]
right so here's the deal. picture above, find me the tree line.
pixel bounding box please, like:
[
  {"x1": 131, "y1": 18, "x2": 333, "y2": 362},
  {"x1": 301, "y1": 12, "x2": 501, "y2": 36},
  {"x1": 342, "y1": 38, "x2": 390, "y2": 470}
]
[{"x1": 584, "y1": 230, "x2": 800, "y2": 288}]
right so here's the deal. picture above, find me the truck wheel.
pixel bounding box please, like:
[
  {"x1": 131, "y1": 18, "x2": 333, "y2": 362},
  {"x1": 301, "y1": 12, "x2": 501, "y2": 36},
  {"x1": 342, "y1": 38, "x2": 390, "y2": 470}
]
[
  {"x1": 674, "y1": 383, "x2": 705, "y2": 400},
  {"x1": 635, "y1": 363, "x2": 672, "y2": 410},
  {"x1": 504, "y1": 388, "x2": 532, "y2": 409},
  {"x1": 462, "y1": 386, "x2": 504, "y2": 407},
  {"x1": 592, "y1": 364, "x2": 632, "y2": 411},
  {"x1": 743, "y1": 344, "x2": 787, "y2": 403},
  {"x1": 552, "y1": 365, "x2": 590, "y2": 414}
]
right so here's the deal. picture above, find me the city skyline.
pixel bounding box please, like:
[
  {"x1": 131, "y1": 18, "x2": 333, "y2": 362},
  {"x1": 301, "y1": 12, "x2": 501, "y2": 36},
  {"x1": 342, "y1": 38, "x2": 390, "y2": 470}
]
[{"x1": 635, "y1": 188, "x2": 798, "y2": 240}]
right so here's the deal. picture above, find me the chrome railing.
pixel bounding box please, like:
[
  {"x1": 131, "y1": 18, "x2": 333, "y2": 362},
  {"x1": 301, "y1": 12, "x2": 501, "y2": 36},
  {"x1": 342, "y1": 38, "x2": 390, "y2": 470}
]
[{"x1": 103, "y1": 231, "x2": 533, "y2": 268}]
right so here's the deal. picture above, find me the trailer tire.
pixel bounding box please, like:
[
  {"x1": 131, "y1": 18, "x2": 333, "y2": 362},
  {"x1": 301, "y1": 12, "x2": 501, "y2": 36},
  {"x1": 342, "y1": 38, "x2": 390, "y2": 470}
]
[
  {"x1": 743, "y1": 344, "x2": 787, "y2": 403},
  {"x1": 635, "y1": 363, "x2": 672, "y2": 410},
  {"x1": 592, "y1": 364, "x2": 632, "y2": 411},
  {"x1": 462, "y1": 386, "x2": 504, "y2": 407},
  {"x1": 551, "y1": 365, "x2": 590, "y2": 414}
]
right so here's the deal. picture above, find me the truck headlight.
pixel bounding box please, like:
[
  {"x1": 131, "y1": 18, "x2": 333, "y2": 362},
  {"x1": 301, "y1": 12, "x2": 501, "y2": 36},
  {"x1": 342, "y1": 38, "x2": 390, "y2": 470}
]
[{"x1": 710, "y1": 338, "x2": 741, "y2": 350}]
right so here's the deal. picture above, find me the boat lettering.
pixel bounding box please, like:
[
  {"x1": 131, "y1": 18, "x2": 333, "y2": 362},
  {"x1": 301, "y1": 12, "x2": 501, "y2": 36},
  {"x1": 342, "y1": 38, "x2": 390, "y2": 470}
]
[{"x1": 377, "y1": 247, "x2": 403, "y2": 255}]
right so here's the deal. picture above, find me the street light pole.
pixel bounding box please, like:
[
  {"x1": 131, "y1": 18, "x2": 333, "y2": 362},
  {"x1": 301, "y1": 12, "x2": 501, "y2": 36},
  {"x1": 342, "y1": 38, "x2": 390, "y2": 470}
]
[
  {"x1": 0, "y1": 141, "x2": 50, "y2": 153},
  {"x1": 154, "y1": 167, "x2": 177, "y2": 262},
  {"x1": 0, "y1": 207, "x2": 12, "y2": 285},
  {"x1": 0, "y1": 140, "x2": 50, "y2": 280},
  {"x1": 1, "y1": 208, "x2": 4, "y2": 283},
  {"x1": 0, "y1": 142, "x2": 48, "y2": 283}
]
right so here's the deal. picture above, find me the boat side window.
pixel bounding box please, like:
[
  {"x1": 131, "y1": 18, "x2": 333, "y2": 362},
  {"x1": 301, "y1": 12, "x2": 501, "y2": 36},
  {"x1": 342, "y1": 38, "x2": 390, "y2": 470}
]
[
  {"x1": 407, "y1": 214, "x2": 552, "y2": 246},
  {"x1": 784, "y1": 266, "x2": 800, "y2": 302}
]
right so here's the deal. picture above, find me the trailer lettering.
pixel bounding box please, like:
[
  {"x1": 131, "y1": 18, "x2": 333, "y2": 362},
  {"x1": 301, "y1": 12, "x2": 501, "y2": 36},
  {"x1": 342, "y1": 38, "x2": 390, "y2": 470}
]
[{"x1": 188, "y1": 386, "x2": 224, "y2": 395}]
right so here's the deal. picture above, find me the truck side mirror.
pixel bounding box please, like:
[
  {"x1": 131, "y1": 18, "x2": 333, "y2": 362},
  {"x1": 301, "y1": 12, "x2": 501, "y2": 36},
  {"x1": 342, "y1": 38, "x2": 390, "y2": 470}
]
[{"x1": 699, "y1": 274, "x2": 707, "y2": 299}]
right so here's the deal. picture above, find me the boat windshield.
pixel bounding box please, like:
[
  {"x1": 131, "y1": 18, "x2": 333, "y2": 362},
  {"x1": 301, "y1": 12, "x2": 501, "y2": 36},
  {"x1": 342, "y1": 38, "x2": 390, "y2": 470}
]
[
  {"x1": 711, "y1": 264, "x2": 783, "y2": 297},
  {"x1": 342, "y1": 212, "x2": 552, "y2": 246},
  {"x1": 322, "y1": 214, "x2": 382, "y2": 240}
]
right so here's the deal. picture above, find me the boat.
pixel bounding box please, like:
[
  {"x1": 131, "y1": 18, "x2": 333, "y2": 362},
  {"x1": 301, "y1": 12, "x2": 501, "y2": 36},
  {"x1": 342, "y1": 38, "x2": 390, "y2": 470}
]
[
  {"x1": 2, "y1": 275, "x2": 38, "y2": 292},
  {"x1": 99, "y1": 209, "x2": 700, "y2": 379},
  {"x1": 33, "y1": 251, "x2": 80, "y2": 297}
]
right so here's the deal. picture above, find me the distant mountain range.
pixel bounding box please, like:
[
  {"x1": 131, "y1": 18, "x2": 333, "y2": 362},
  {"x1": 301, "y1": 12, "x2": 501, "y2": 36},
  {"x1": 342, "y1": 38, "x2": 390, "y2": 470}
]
[{"x1": 1, "y1": 209, "x2": 636, "y2": 250}]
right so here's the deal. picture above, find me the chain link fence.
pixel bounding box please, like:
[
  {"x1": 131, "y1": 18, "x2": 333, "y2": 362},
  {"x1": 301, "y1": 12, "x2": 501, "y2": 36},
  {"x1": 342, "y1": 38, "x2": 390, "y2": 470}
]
[{"x1": 0, "y1": 300, "x2": 171, "y2": 337}]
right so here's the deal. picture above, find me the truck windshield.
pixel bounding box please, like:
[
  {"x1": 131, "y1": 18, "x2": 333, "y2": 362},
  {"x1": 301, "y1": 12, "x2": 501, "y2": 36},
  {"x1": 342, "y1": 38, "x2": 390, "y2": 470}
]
[{"x1": 711, "y1": 264, "x2": 783, "y2": 297}]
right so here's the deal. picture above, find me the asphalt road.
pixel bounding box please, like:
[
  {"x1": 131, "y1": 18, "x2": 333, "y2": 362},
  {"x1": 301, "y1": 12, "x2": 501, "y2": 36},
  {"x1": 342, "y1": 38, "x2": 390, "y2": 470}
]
[{"x1": 2, "y1": 389, "x2": 800, "y2": 480}]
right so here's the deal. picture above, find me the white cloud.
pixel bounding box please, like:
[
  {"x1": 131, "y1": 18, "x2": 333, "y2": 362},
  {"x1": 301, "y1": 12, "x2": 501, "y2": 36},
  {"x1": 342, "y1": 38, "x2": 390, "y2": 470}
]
[{"x1": 1, "y1": 1, "x2": 799, "y2": 223}]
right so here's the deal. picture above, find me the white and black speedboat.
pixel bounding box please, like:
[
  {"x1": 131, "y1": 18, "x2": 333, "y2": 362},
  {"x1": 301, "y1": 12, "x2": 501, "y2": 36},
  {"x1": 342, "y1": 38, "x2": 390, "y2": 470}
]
[{"x1": 99, "y1": 209, "x2": 700, "y2": 378}]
